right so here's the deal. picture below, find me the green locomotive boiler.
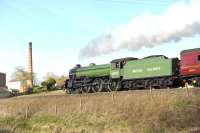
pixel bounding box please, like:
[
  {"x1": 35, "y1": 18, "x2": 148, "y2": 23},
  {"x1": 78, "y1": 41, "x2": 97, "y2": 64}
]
[{"x1": 65, "y1": 55, "x2": 180, "y2": 93}]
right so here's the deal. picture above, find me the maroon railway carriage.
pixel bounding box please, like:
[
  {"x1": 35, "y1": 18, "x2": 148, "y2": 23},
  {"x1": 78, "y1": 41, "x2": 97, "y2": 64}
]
[{"x1": 180, "y1": 48, "x2": 200, "y2": 86}]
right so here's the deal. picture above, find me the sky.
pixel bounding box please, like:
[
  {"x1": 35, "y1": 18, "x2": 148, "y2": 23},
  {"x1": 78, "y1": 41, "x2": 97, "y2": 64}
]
[{"x1": 0, "y1": 0, "x2": 200, "y2": 82}]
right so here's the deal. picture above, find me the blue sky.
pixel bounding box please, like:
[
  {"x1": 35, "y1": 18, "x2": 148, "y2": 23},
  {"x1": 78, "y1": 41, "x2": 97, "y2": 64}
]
[{"x1": 0, "y1": 0, "x2": 199, "y2": 81}]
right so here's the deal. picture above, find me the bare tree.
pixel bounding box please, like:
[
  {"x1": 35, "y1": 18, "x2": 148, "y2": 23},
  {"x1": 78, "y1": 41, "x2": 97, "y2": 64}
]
[
  {"x1": 11, "y1": 66, "x2": 36, "y2": 86},
  {"x1": 11, "y1": 67, "x2": 29, "y2": 83}
]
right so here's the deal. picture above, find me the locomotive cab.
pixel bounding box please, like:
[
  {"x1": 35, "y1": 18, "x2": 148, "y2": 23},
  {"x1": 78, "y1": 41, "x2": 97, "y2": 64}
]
[{"x1": 110, "y1": 57, "x2": 138, "y2": 79}]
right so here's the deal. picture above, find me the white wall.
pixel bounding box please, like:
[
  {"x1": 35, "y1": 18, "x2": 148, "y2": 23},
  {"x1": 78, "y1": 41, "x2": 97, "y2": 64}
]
[{"x1": 7, "y1": 81, "x2": 21, "y2": 90}]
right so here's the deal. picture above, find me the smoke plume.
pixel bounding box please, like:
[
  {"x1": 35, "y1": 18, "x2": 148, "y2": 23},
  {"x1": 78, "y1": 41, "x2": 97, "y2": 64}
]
[{"x1": 79, "y1": 0, "x2": 200, "y2": 59}]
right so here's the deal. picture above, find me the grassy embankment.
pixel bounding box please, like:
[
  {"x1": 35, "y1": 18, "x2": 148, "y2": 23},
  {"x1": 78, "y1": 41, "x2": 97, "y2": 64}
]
[{"x1": 0, "y1": 89, "x2": 200, "y2": 133}]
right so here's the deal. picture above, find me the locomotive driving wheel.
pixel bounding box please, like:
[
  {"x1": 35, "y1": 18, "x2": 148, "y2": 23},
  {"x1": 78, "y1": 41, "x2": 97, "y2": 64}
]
[
  {"x1": 81, "y1": 86, "x2": 87, "y2": 93},
  {"x1": 108, "y1": 80, "x2": 121, "y2": 92},
  {"x1": 92, "y1": 79, "x2": 103, "y2": 93},
  {"x1": 81, "y1": 78, "x2": 92, "y2": 93},
  {"x1": 103, "y1": 79, "x2": 110, "y2": 92},
  {"x1": 86, "y1": 85, "x2": 92, "y2": 93}
]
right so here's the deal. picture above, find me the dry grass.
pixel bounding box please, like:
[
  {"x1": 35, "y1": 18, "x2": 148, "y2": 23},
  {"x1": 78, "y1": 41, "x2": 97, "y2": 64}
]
[{"x1": 0, "y1": 88, "x2": 200, "y2": 133}]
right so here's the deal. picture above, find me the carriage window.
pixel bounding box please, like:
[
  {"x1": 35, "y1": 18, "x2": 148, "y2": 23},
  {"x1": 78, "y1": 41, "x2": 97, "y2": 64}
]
[{"x1": 198, "y1": 55, "x2": 200, "y2": 62}]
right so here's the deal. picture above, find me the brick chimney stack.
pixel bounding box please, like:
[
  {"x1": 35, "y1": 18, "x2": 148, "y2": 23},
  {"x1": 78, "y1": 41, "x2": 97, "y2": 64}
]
[{"x1": 28, "y1": 42, "x2": 33, "y2": 88}]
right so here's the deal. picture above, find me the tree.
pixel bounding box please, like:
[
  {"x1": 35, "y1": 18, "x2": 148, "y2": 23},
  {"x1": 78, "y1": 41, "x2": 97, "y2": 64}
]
[
  {"x1": 11, "y1": 67, "x2": 29, "y2": 82},
  {"x1": 41, "y1": 81, "x2": 48, "y2": 87},
  {"x1": 10, "y1": 66, "x2": 30, "y2": 90},
  {"x1": 46, "y1": 77, "x2": 56, "y2": 90},
  {"x1": 10, "y1": 66, "x2": 37, "y2": 89},
  {"x1": 56, "y1": 75, "x2": 68, "y2": 88},
  {"x1": 41, "y1": 73, "x2": 68, "y2": 90},
  {"x1": 41, "y1": 73, "x2": 57, "y2": 90}
]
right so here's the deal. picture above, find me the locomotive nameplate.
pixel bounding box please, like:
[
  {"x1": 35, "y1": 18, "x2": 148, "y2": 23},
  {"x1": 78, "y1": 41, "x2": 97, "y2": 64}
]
[
  {"x1": 132, "y1": 67, "x2": 161, "y2": 73},
  {"x1": 147, "y1": 67, "x2": 161, "y2": 72}
]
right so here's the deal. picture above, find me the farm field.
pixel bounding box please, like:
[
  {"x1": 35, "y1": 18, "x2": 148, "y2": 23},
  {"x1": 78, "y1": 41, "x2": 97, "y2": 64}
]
[{"x1": 0, "y1": 88, "x2": 200, "y2": 133}]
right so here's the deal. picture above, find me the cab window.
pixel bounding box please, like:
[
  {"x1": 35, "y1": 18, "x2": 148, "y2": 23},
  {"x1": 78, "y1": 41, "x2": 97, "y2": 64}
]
[
  {"x1": 116, "y1": 62, "x2": 120, "y2": 68},
  {"x1": 112, "y1": 63, "x2": 116, "y2": 69},
  {"x1": 198, "y1": 55, "x2": 200, "y2": 62},
  {"x1": 112, "y1": 62, "x2": 120, "y2": 69}
]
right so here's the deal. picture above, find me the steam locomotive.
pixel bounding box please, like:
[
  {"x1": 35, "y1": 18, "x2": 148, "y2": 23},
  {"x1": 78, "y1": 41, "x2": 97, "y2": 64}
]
[{"x1": 65, "y1": 48, "x2": 200, "y2": 94}]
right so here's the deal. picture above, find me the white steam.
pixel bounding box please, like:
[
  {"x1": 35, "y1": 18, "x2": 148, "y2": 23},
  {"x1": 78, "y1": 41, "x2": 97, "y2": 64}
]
[{"x1": 79, "y1": 0, "x2": 200, "y2": 59}]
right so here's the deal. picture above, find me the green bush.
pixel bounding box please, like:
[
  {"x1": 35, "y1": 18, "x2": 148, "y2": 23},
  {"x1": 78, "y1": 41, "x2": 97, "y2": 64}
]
[{"x1": 41, "y1": 78, "x2": 56, "y2": 91}]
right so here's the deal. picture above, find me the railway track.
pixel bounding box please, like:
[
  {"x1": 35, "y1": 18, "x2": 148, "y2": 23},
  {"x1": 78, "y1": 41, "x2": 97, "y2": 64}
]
[{"x1": 3, "y1": 87, "x2": 199, "y2": 101}]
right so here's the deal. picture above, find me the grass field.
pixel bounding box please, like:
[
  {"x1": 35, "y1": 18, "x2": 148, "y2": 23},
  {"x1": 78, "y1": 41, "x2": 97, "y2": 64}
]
[{"x1": 0, "y1": 88, "x2": 200, "y2": 133}]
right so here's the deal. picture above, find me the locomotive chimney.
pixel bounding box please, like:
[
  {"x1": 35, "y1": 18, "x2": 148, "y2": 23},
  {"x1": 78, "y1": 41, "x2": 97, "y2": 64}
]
[{"x1": 27, "y1": 42, "x2": 33, "y2": 88}]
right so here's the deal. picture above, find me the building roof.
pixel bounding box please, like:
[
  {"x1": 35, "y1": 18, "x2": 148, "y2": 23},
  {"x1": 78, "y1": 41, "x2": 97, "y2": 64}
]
[{"x1": 0, "y1": 72, "x2": 6, "y2": 75}]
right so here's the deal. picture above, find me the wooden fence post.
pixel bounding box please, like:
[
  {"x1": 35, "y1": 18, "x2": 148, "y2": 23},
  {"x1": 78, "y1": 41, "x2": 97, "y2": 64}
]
[
  {"x1": 112, "y1": 93, "x2": 115, "y2": 105},
  {"x1": 149, "y1": 86, "x2": 154, "y2": 102},
  {"x1": 185, "y1": 82, "x2": 190, "y2": 97},
  {"x1": 25, "y1": 105, "x2": 29, "y2": 119},
  {"x1": 80, "y1": 97, "x2": 82, "y2": 112},
  {"x1": 150, "y1": 86, "x2": 152, "y2": 95},
  {"x1": 55, "y1": 104, "x2": 58, "y2": 115}
]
